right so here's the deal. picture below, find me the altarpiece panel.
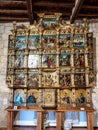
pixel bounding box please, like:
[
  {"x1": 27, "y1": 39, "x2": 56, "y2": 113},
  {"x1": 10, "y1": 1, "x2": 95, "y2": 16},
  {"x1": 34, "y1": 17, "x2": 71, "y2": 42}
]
[{"x1": 6, "y1": 14, "x2": 96, "y2": 123}]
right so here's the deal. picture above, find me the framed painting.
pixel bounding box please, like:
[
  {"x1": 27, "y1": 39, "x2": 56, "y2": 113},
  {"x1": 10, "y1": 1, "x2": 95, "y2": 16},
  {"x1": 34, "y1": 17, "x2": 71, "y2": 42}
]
[
  {"x1": 28, "y1": 35, "x2": 40, "y2": 49},
  {"x1": 73, "y1": 34, "x2": 84, "y2": 48},
  {"x1": 14, "y1": 89, "x2": 26, "y2": 106},
  {"x1": 13, "y1": 69, "x2": 27, "y2": 88},
  {"x1": 15, "y1": 36, "x2": 27, "y2": 50},
  {"x1": 27, "y1": 69, "x2": 39, "y2": 89},
  {"x1": 41, "y1": 71, "x2": 58, "y2": 87},
  {"x1": 74, "y1": 73, "x2": 86, "y2": 87},
  {"x1": 59, "y1": 73, "x2": 71, "y2": 88},
  {"x1": 28, "y1": 54, "x2": 40, "y2": 68},
  {"x1": 74, "y1": 54, "x2": 85, "y2": 67},
  {"x1": 42, "y1": 35, "x2": 57, "y2": 51},
  {"x1": 59, "y1": 34, "x2": 71, "y2": 48},
  {"x1": 15, "y1": 51, "x2": 27, "y2": 68},
  {"x1": 27, "y1": 89, "x2": 39, "y2": 106},
  {"x1": 60, "y1": 89, "x2": 73, "y2": 106},
  {"x1": 42, "y1": 54, "x2": 56, "y2": 68},
  {"x1": 59, "y1": 53, "x2": 71, "y2": 66},
  {"x1": 75, "y1": 89, "x2": 87, "y2": 106},
  {"x1": 42, "y1": 89, "x2": 57, "y2": 108},
  {"x1": 42, "y1": 18, "x2": 58, "y2": 30}
]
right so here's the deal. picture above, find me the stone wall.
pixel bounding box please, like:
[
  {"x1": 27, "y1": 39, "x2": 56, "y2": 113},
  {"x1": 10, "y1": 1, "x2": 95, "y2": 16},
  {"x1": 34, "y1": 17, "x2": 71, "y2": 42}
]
[
  {"x1": 0, "y1": 23, "x2": 12, "y2": 127},
  {"x1": 0, "y1": 22, "x2": 29, "y2": 127},
  {"x1": 0, "y1": 21, "x2": 98, "y2": 127}
]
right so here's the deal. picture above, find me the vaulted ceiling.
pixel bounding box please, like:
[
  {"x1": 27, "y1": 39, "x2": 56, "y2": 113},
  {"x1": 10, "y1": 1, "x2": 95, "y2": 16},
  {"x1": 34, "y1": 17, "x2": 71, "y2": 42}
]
[{"x1": 0, "y1": 0, "x2": 98, "y2": 24}]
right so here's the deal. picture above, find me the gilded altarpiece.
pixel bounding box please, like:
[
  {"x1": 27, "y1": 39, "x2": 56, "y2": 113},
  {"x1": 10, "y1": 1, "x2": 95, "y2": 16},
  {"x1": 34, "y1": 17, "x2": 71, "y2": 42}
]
[{"x1": 6, "y1": 13, "x2": 95, "y2": 111}]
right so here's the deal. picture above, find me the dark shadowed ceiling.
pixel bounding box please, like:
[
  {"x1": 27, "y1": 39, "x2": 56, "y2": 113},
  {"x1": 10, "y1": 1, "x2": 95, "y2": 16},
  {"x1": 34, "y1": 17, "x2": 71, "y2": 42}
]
[{"x1": 0, "y1": 0, "x2": 98, "y2": 24}]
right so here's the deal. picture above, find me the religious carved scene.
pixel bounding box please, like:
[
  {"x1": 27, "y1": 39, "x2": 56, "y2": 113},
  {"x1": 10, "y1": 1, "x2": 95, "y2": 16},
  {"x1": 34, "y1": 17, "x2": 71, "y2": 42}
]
[{"x1": 42, "y1": 71, "x2": 58, "y2": 87}]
